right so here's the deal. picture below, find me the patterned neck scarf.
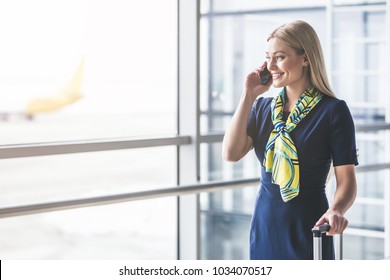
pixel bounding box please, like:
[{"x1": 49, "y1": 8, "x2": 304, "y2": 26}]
[{"x1": 263, "y1": 86, "x2": 323, "y2": 202}]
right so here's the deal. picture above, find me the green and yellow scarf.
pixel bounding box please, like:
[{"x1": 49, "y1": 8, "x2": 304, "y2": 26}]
[{"x1": 263, "y1": 86, "x2": 323, "y2": 202}]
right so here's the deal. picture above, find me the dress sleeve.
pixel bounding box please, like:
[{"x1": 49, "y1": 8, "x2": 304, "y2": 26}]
[
  {"x1": 247, "y1": 97, "x2": 262, "y2": 142},
  {"x1": 330, "y1": 100, "x2": 359, "y2": 166}
]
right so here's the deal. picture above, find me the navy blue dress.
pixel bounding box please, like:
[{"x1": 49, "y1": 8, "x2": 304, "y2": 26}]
[{"x1": 247, "y1": 94, "x2": 358, "y2": 260}]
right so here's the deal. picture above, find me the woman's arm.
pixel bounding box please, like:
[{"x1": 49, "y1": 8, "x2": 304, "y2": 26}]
[
  {"x1": 315, "y1": 164, "x2": 357, "y2": 235},
  {"x1": 222, "y1": 63, "x2": 272, "y2": 162},
  {"x1": 221, "y1": 92, "x2": 256, "y2": 162}
]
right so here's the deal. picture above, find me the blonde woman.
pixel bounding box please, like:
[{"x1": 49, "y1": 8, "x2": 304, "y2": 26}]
[{"x1": 222, "y1": 20, "x2": 358, "y2": 260}]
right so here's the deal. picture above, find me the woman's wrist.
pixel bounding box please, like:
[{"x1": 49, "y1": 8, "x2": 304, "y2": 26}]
[
  {"x1": 241, "y1": 91, "x2": 258, "y2": 105},
  {"x1": 326, "y1": 208, "x2": 344, "y2": 217}
]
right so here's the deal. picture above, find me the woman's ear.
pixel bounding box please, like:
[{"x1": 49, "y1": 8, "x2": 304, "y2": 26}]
[{"x1": 302, "y1": 56, "x2": 309, "y2": 66}]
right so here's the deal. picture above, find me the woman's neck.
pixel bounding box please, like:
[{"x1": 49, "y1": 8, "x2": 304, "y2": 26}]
[{"x1": 284, "y1": 81, "x2": 311, "y2": 111}]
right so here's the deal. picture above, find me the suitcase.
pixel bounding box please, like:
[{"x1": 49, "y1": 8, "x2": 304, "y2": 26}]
[{"x1": 311, "y1": 224, "x2": 343, "y2": 260}]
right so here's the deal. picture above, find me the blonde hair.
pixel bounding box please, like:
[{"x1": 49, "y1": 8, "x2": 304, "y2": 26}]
[{"x1": 267, "y1": 20, "x2": 335, "y2": 97}]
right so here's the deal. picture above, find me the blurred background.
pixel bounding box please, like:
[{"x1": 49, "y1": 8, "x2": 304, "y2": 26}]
[{"x1": 0, "y1": 0, "x2": 389, "y2": 260}]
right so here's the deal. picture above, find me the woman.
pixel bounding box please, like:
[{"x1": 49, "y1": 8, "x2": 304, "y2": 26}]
[{"x1": 222, "y1": 20, "x2": 358, "y2": 260}]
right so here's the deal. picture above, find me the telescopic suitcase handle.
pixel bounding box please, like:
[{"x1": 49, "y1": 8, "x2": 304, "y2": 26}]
[{"x1": 311, "y1": 224, "x2": 343, "y2": 260}]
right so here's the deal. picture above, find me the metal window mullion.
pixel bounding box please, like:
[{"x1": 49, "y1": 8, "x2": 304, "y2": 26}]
[
  {"x1": 384, "y1": 0, "x2": 390, "y2": 259},
  {"x1": 332, "y1": 3, "x2": 386, "y2": 13},
  {"x1": 177, "y1": 0, "x2": 201, "y2": 260},
  {"x1": 326, "y1": 0, "x2": 333, "y2": 85},
  {"x1": 200, "y1": 6, "x2": 325, "y2": 18}
]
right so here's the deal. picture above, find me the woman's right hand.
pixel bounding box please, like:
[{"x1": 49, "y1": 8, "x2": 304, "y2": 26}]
[
  {"x1": 222, "y1": 62, "x2": 272, "y2": 162},
  {"x1": 245, "y1": 61, "x2": 272, "y2": 100}
]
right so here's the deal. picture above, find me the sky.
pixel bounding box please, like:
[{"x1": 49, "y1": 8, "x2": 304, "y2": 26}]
[{"x1": 0, "y1": 0, "x2": 177, "y2": 114}]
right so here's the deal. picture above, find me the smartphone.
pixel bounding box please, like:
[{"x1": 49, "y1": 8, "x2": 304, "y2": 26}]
[{"x1": 259, "y1": 67, "x2": 271, "y2": 85}]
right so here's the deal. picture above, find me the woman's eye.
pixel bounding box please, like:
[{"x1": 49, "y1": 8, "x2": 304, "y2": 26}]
[
  {"x1": 265, "y1": 56, "x2": 271, "y2": 61},
  {"x1": 276, "y1": 56, "x2": 284, "y2": 61}
]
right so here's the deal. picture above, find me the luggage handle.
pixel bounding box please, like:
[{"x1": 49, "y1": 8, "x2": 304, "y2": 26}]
[{"x1": 311, "y1": 224, "x2": 343, "y2": 260}]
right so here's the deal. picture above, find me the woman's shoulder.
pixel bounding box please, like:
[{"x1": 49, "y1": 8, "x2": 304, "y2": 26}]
[
  {"x1": 253, "y1": 96, "x2": 273, "y2": 110},
  {"x1": 319, "y1": 94, "x2": 350, "y2": 111},
  {"x1": 319, "y1": 94, "x2": 353, "y2": 119},
  {"x1": 251, "y1": 96, "x2": 273, "y2": 118}
]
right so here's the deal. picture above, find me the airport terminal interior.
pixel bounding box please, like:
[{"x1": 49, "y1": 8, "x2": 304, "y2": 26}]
[{"x1": 0, "y1": 0, "x2": 389, "y2": 259}]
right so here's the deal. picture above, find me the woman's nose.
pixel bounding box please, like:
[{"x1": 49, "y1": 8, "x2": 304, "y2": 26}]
[{"x1": 267, "y1": 57, "x2": 276, "y2": 69}]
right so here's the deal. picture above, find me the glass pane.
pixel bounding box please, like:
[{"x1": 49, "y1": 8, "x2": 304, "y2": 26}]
[
  {"x1": 333, "y1": 9, "x2": 385, "y2": 38},
  {"x1": 331, "y1": 74, "x2": 387, "y2": 119},
  {"x1": 346, "y1": 203, "x2": 385, "y2": 231},
  {"x1": 0, "y1": 147, "x2": 176, "y2": 207},
  {"x1": 0, "y1": 197, "x2": 177, "y2": 259},
  {"x1": 347, "y1": 203, "x2": 384, "y2": 230},
  {"x1": 0, "y1": 0, "x2": 177, "y2": 144},
  {"x1": 356, "y1": 170, "x2": 385, "y2": 199},
  {"x1": 344, "y1": 235, "x2": 384, "y2": 260},
  {"x1": 200, "y1": 10, "x2": 326, "y2": 133},
  {"x1": 200, "y1": 143, "x2": 259, "y2": 181},
  {"x1": 200, "y1": 185, "x2": 259, "y2": 259},
  {"x1": 332, "y1": 6, "x2": 388, "y2": 261},
  {"x1": 327, "y1": 169, "x2": 386, "y2": 208},
  {"x1": 356, "y1": 131, "x2": 388, "y2": 165},
  {"x1": 332, "y1": 8, "x2": 387, "y2": 118},
  {"x1": 332, "y1": 42, "x2": 387, "y2": 73}
]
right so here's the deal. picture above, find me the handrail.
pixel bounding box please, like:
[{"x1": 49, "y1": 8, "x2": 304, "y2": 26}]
[
  {"x1": 0, "y1": 123, "x2": 388, "y2": 159},
  {"x1": 0, "y1": 162, "x2": 389, "y2": 219},
  {"x1": 0, "y1": 178, "x2": 260, "y2": 219},
  {"x1": 0, "y1": 135, "x2": 191, "y2": 159},
  {"x1": 355, "y1": 123, "x2": 390, "y2": 132},
  {"x1": 356, "y1": 163, "x2": 390, "y2": 172}
]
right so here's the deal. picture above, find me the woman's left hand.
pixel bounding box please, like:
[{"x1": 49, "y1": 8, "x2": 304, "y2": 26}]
[
  {"x1": 315, "y1": 165, "x2": 357, "y2": 235},
  {"x1": 314, "y1": 210, "x2": 348, "y2": 235}
]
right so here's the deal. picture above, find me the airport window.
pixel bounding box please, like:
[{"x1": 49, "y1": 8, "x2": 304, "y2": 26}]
[
  {"x1": 0, "y1": 0, "x2": 178, "y2": 259},
  {"x1": 0, "y1": 0, "x2": 389, "y2": 260},
  {"x1": 0, "y1": 0, "x2": 177, "y2": 144},
  {"x1": 200, "y1": 0, "x2": 390, "y2": 260}
]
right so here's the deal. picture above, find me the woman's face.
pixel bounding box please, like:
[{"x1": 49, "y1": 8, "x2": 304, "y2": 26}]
[{"x1": 266, "y1": 38, "x2": 309, "y2": 90}]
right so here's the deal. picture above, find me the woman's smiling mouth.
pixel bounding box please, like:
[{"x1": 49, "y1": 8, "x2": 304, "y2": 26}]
[{"x1": 272, "y1": 73, "x2": 284, "y2": 80}]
